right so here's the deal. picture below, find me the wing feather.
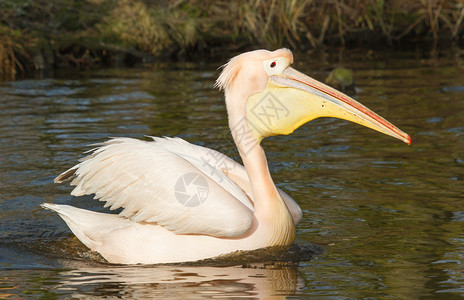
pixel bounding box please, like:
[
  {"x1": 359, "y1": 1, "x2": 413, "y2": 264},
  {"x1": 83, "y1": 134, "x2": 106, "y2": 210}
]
[
  {"x1": 155, "y1": 137, "x2": 302, "y2": 225},
  {"x1": 56, "y1": 137, "x2": 254, "y2": 237}
]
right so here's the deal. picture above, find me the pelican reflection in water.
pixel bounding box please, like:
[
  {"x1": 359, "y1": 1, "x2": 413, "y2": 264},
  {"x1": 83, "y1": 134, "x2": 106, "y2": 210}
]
[
  {"x1": 56, "y1": 264, "x2": 302, "y2": 298},
  {"x1": 42, "y1": 49, "x2": 410, "y2": 264}
]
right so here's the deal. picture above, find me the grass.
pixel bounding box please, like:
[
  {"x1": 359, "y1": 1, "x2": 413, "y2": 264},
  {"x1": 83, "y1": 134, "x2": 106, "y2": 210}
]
[
  {"x1": 0, "y1": 25, "x2": 24, "y2": 80},
  {"x1": 0, "y1": 0, "x2": 464, "y2": 78}
]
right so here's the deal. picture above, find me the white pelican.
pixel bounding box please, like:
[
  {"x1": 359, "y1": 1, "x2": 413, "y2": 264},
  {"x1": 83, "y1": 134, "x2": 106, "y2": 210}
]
[{"x1": 42, "y1": 49, "x2": 411, "y2": 264}]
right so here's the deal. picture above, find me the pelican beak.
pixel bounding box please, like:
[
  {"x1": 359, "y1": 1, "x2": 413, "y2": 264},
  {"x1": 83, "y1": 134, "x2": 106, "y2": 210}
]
[{"x1": 246, "y1": 66, "x2": 411, "y2": 145}]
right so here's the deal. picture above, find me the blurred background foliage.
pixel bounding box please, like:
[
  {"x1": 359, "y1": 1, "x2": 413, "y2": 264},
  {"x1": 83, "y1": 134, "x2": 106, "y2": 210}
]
[{"x1": 1, "y1": 0, "x2": 464, "y2": 79}]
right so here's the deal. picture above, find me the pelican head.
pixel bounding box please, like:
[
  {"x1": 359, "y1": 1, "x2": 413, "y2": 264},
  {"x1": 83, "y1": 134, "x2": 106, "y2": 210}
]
[{"x1": 216, "y1": 49, "x2": 411, "y2": 146}]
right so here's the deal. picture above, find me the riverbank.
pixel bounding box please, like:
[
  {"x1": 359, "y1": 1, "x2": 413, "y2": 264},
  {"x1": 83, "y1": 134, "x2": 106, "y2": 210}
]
[{"x1": 1, "y1": 0, "x2": 463, "y2": 79}]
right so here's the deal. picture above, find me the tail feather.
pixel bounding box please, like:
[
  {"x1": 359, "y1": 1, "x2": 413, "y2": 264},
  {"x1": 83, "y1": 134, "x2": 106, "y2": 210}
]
[
  {"x1": 41, "y1": 203, "x2": 131, "y2": 251},
  {"x1": 54, "y1": 167, "x2": 78, "y2": 183}
]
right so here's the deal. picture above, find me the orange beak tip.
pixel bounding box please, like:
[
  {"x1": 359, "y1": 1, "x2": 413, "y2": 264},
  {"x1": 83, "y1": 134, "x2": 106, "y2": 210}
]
[{"x1": 406, "y1": 134, "x2": 412, "y2": 145}]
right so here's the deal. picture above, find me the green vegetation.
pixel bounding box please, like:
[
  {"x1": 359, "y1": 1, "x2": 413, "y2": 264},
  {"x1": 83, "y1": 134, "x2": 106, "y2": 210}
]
[
  {"x1": 326, "y1": 67, "x2": 354, "y2": 92},
  {"x1": 1, "y1": 0, "x2": 464, "y2": 78}
]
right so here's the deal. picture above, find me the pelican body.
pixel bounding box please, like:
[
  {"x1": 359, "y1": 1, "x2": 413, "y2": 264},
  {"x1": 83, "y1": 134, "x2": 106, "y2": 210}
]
[{"x1": 43, "y1": 49, "x2": 410, "y2": 264}]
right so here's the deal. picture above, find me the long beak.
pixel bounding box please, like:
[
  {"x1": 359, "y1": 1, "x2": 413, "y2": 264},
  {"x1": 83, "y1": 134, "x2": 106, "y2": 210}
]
[{"x1": 269, "y1": 67, "x2": 411, "y2": 145}]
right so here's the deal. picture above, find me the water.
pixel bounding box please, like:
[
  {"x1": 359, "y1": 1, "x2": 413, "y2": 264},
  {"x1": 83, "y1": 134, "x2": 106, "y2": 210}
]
[{"x1": 1, "y1": 48, "x2": 463, "y2": 298}]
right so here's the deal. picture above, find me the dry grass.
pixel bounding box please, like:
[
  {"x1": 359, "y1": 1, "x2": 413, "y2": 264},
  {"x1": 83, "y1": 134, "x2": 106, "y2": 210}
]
[
  {"x1": 0, "y1": 26, "x2": 24, "y2": 80},
  {"x1": 98, "y1": 0, "x2": 464, "y2": 53},
  {"x1": 0, "y1": 0, "x2": 463, "y2": 75},
  {"x1": 99, "y1": 0, "x2": 171, "y2": 55}
]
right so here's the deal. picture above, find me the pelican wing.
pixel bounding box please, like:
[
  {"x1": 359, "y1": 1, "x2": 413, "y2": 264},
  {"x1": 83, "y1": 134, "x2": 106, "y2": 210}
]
[
  {"x1": 55, "y1": 137, "x2": 254, "y2": 237},
  {"x1": 151, "y1": 137, "x2": 301, "y2": 225}
]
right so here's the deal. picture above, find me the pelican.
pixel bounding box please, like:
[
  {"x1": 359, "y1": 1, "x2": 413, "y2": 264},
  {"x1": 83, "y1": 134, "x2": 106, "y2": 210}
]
[{"x1": 42, "y1": 49, "x2": 410, "y2": 264}]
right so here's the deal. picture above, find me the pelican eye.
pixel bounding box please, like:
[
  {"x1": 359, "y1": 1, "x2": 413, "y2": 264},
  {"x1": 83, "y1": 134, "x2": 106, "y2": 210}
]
[{"x1": 270, "y1": 61, "x2": 276, "y2": 68}]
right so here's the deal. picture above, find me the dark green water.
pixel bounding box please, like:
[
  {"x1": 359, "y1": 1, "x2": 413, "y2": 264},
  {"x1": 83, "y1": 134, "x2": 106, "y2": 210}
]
[{"x1": 1, "y1": 48, "x2": 463, "y2": 298}]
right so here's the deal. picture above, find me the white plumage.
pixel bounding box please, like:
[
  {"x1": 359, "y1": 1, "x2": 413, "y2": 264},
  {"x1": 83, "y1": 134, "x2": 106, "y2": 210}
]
[
  {"x1": 43, "y1": 48, "x2": 409, "y2": 264},
  {"x1": 43, "y1": 136, "x2": 302, "y2": 264},
  {"x1": 61, "y1": 137, "x2": 253, "y2": 237}
]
